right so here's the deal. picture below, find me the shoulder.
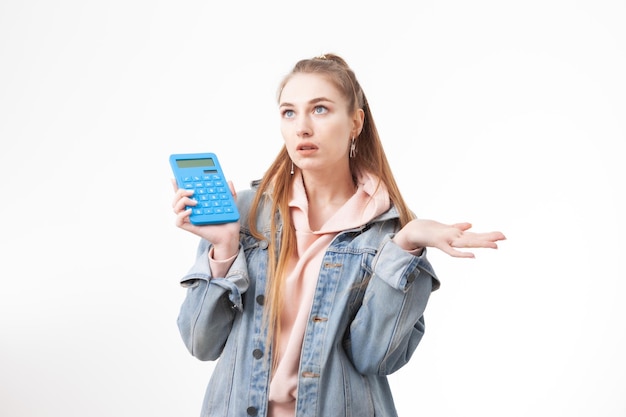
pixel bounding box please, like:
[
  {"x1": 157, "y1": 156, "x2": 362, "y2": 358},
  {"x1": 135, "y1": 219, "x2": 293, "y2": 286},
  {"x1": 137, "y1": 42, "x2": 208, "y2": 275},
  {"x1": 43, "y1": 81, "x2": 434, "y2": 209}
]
[
  {"x1": 236, "y1": 180, "x2": 276, "y2": 233},
  {"x1": 371, "y1": 204, "x2": 401, "y2": 225},
  {"x1": 236, "y1": 179, "x2": 263, "y2": 207},
  {"x1": 359, "y1": 205, "x2": 403, "y2": 239}
]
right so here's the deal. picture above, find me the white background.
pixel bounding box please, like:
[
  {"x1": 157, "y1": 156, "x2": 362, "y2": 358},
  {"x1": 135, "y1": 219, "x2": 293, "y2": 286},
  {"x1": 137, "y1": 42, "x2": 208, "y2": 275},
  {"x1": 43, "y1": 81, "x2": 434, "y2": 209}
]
[{"x1": 1, "y1": 1, "x2": 624, "y2": 416}]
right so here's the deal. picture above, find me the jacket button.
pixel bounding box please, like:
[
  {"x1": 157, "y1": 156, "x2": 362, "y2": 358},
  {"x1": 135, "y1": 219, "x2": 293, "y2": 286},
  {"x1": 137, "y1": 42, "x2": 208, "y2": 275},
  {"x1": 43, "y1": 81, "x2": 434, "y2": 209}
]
[
  {"x1": 252, "y1": 349, "x2": 263, "y2": 359},
  {"x1": 256, "y1": 294, "x2": 265, "y2": 305},
  {"x1": 407, "y1": 271, "x2": 420, "y2": 284},
  {"x1": 246, "y1": 406, "x2": 258, "y2": 416}
]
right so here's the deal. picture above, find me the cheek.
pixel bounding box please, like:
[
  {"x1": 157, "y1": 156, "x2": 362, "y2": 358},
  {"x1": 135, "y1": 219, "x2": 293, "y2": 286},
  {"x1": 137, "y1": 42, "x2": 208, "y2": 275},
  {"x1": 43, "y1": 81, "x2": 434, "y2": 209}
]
[
  {"x1": 330, "y1": 124, "x2": 351, "y2": 145},
  {"x1": 280, "y1": 123, "x2": 291, "y2": 142},
  {"x1": 280, "y1": 124, "x2": 297, "y2": 155}
]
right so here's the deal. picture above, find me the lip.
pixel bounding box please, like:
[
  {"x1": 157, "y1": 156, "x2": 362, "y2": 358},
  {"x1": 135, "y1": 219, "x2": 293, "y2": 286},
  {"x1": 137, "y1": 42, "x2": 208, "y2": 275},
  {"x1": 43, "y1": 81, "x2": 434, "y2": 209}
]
[{"x1": 296, "y1": 142, "x2": 318, "y2": 154}]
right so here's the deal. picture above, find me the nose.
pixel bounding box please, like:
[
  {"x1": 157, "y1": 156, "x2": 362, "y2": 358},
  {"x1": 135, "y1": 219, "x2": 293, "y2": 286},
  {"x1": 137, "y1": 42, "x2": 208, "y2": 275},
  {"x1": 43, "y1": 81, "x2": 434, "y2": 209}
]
[{"x1": 295, "y1": 115, "x2": 312, "y2": 137}]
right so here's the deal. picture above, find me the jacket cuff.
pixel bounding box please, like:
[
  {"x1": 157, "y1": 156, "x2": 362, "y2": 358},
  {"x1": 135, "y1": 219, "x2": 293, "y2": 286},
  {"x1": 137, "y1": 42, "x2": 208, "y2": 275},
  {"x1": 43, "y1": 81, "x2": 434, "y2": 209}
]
[{"x1": 373, "y1": 237, "x2": 439, "y2": 292}]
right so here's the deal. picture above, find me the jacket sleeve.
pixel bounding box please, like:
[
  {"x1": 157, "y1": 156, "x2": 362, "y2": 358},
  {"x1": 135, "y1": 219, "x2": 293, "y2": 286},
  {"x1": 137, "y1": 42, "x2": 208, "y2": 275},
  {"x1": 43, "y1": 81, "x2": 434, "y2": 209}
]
[
  {"x1": 176, "y1": 238, "x2": 249, "y2": 361},
  {"x1": 346, "y1": 236, "x2": 439, "y2": 375}
]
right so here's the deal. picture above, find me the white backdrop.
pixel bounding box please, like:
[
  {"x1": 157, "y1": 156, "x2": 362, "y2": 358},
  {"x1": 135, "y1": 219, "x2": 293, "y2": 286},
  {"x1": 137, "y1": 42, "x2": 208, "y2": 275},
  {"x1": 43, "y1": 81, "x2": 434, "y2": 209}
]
[{"x1": 1, "y1": 1, "x2": 624, "y2": 416}]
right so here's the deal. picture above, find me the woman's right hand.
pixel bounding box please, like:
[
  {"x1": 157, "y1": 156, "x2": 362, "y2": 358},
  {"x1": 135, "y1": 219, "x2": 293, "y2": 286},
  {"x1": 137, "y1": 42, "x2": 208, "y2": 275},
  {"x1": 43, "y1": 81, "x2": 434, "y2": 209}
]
[{"x1": 171, "y1": 179, "x2": 241, "y2": 260}]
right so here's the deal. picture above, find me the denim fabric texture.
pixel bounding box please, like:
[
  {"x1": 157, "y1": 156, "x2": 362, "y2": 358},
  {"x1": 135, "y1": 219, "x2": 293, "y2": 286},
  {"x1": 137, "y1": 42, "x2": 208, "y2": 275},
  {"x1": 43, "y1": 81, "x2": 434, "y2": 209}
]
[{"x1": 177, "y1": 186, "x2": 440, "y2": 417}]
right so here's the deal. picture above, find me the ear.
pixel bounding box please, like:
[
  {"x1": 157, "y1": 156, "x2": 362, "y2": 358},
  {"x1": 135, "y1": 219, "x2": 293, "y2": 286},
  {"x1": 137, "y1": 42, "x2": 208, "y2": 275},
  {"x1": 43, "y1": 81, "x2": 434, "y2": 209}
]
[{"x1": 352, "y1": 108, "x2": 365, "y2": 137}]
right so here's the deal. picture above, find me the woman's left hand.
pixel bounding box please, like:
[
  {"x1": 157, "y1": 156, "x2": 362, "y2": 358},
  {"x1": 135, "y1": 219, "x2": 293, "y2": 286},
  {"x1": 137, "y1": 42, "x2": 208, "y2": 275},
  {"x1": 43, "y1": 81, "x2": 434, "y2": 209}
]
[{"x1": 393, "y1": 219, "x2": 506, "y2": 258}]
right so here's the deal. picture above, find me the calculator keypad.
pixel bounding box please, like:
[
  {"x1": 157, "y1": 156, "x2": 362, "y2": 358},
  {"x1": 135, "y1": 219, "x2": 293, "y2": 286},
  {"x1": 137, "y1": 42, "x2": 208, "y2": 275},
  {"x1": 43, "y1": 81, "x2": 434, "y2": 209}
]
[{"x1": 182, "y1": 174, "x2": 236, "y2": 217}]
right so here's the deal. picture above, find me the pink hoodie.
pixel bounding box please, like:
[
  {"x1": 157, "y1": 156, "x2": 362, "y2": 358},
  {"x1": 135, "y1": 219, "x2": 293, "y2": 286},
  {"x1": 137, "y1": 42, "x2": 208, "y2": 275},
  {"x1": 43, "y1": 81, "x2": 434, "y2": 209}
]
[{"x1": 268, "y1": 171, "x2": 390, "y2": 417}]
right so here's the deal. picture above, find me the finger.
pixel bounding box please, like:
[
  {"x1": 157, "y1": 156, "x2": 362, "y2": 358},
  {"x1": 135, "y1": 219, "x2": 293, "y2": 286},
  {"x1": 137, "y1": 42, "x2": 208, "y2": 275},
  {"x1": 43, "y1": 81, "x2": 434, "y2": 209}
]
[
  {"x1": 440, "y1": 245, "x2": 476, "y2": 259},
  {"x1": 175, "y1": 208, "x2": 193, "y2": 227},
  {"x1": 171, "y1": 178, "x2": 179, "y2": 192},
  {"x1": 453, "y1": 251, "x2": 476, "y2": 259},
  {"x1": 470, "y1": 231, "x2": 507, "y2": 248},
  {"x1": 452, "y1": 222, "x2": 472, "y2": 232},
  {"x1": 172, "y1": 188, "x2": 194, "y2": 209},
  {"x1": 475, "y1": 231, "x2": 507, "y2": 242},
  {"x1": 474, "y1": 241, "x2": 499, "y2": 249},
  {"x1": 453, "y1": 239, "x2": 498, "y2": 250},
  {"x1": 173, "y1": 195, "x2": 197, "y2": 214},
  {"x1": 227, "y1": 180, "x2": 237, "y2": 201}
]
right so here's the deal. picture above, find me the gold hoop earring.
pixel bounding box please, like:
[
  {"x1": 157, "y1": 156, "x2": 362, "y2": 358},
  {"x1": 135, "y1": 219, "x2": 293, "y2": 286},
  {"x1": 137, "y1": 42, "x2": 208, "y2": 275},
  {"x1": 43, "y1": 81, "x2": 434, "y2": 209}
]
[{"x1": 349, "y1": 137, "x2": 356, "y2": 158}]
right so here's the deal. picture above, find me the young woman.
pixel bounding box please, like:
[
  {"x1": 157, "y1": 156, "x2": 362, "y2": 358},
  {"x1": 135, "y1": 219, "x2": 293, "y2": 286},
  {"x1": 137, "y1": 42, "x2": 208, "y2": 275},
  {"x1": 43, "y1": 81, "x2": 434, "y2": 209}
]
[{"x1": 171, "y1": 53, "x2": 505, "y2": 417}]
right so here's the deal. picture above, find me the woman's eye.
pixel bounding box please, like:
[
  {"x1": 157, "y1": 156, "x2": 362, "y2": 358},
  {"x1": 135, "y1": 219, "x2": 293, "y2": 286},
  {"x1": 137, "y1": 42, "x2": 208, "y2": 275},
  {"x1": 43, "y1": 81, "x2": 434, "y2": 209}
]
[
  {"x1": 313, "y1": 106, "x2": 328, "y2": 115},
  {"x1": 282, "y1": 109, "x2": 295, "y2": 118}
]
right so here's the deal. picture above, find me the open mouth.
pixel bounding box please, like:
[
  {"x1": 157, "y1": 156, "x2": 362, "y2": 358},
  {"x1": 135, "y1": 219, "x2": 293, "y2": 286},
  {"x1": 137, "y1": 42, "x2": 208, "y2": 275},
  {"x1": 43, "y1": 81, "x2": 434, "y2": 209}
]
[{"x1": 297, "y1": 143, "x2": 318, "y2": 151}]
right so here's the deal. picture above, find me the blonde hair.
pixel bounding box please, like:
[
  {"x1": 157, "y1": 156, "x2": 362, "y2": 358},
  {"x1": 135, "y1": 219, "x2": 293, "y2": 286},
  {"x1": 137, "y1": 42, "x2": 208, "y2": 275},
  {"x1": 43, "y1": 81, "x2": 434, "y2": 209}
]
[{"x1": 248, "y1": 53, "x2": 415, "y2": 363}]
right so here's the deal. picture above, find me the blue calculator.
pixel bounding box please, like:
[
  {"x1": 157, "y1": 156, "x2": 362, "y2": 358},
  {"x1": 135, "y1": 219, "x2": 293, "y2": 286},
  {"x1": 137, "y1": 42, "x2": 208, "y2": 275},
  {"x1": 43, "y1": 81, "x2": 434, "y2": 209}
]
[{"x1": 169, "y1": 152, "x2": 240, "y2": 225}]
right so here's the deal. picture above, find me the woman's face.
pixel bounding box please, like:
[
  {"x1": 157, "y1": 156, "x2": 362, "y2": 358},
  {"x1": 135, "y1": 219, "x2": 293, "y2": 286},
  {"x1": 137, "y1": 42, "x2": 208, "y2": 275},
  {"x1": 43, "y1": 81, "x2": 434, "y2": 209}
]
[{"x1": 279, "y1": 73, "x2": 362, "y2": 175}]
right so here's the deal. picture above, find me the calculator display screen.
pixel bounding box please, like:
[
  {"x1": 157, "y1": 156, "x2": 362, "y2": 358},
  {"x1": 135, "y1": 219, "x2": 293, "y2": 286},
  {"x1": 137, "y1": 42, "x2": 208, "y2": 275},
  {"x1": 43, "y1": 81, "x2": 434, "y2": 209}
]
[{"x1": 176, "y1": 158, "x2": 215, "y2": 168}]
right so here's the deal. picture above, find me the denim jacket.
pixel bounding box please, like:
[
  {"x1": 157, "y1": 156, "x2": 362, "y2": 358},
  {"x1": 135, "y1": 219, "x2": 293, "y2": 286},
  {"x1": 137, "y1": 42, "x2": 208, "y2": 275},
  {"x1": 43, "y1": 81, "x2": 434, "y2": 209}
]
[{"x1": 177, "y1": 185, "x2": 440, "y2": 417}]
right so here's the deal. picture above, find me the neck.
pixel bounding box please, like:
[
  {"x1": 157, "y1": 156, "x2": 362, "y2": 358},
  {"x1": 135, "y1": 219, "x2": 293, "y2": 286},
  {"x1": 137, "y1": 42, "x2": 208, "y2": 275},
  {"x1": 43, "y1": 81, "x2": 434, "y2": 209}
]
[{"x1": 300, "y1": 169, "x2": 357, "y2": 206}]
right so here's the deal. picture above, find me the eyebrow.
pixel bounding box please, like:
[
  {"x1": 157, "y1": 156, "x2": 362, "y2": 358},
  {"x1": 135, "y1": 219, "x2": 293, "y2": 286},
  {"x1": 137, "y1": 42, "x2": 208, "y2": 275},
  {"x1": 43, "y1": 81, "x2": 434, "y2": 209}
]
[{"x1": 279, "y1": 97, "x2": 336, "y2": 108}]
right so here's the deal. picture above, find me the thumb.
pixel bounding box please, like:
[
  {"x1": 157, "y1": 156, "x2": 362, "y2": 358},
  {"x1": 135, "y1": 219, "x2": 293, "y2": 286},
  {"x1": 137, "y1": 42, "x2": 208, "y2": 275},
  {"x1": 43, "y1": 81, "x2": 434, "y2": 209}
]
[{"x1": 452, "y1": 222, "x2": 472, "y2": 232}]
